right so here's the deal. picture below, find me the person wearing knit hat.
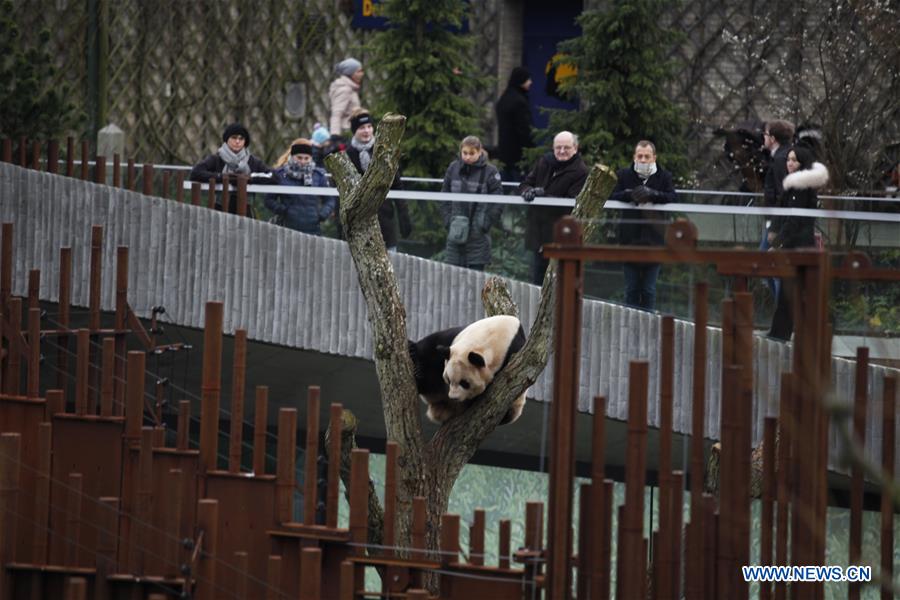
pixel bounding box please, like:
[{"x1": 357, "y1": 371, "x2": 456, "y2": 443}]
[
  {"x1": 189, "y1": 122, "x2": 271, "y2": 214},
  {"x1": 495, "y1": 66, "x2": 535, "y2": 182},
  {"x1": 264, "y1": 138, "x2": 334, "y2": 236},
  {"x1": 343, "y1": 108, "x2": 411, "y2": 250},
  {"x1": 329, "y1": 57, "x2": 364, "y2": 135}
]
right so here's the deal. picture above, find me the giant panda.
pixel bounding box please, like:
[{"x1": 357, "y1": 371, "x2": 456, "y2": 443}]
[{"x1": 407, "y1": 315, "x2": 527, "y2": 425}]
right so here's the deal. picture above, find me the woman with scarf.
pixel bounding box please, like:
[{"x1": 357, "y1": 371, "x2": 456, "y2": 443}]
[
  {"x1": 190, "y1": 123, "x2": 271, "y2": 213},
  {"x1": 264, "y1": 139, "x2": 334, "y2": 236},
  {"x1": 344, "y1": 109, "x2": 411, "y2": 250},
  {"x1": 439, "y1": 136, "x2": 503, "y2": 271},
  {"x1": 767, "y1": 145, "x2": 829, "y2": 340}
]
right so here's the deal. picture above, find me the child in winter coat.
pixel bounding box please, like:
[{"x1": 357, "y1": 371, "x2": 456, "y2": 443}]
[
  {"x1": 264, "y1": 139, "x2": 334, "y2": 236},
  {"x1": 440, "y1": 136, "x2": 504, "y2": 271}
]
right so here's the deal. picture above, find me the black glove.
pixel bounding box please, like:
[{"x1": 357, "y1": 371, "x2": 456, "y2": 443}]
[
  {"x1": 521, "y1": 187, "x2": 545, "y2": 203},
  {"x1": 631, "y1": 185, "x2": 659, "y2": 203}
]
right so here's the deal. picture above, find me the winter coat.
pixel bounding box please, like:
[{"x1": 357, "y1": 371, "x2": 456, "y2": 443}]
[
  {"x1": 609, "y1": 165, "x2": 678, "y2": 246},
  {"x1": 495, "y1": 85, "x2": 534, "y2": 171},
  {"x1": 189, "y1": 153, "x2": 271, "y2": 184},
  {"x1": 518, "y1": 152, "x2": 589, "y2": 251},
  {"x1": 439, "y1": 154, "x2": 504, "y2": 267},
  {"x1": 764, "y1": 145, "x2": 790, "y2": 206},
  {"x1": 769, "y1": 162, "x2": 828, "y2": 249},
  {"x1": 263, "y1": 166, "x2": 334, "y2": 235},
  {"x1": 345, "y1": 146, "x2": 412, "y2": 248},
  {"x1": 328, "y1": 75, "x2": 361, "y2": 135}
]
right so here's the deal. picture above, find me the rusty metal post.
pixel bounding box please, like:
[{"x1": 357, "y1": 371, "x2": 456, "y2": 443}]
[
  {"x1": 440, "y1": 513, "x2": 460, "y2": 566},
  {"x1": 1, "y1": 138, "x2": 11, "y2": 163},
  {"x1": 5, "y1": 297, "x2": 22, "y2": 395},
  {"x1": 176, "y1": 171, "x2": 185, "y2": 203},
  {"x1": 112, "y1": 154, "x2": 120, "y2": 187},
  {"x1": 228, "y1": 329, "x2": 247, "y2": 473},
  {"x1": 774, "y1": 372, "x2": 793, "y2": 600},
  {"x1": 195, "y1": 499, "x2": 220, "y2": 600},
  {"x1": 848, "y1": 347, "x2": 868, "y2": 600},
  {"x1": 126, "y1": 159, "x2": 136, "y2": 191},
  {"x1": 142, "y1": 163, "x2": 154, "y2": 196},
  {"x1": 686, "y1": 281, "x2": 708, "y2": 600},
  {"x1": 411, "y1": 497, "x2": 426, "y2": 562},
  {"x1": 619, "y1": 361, "x2": 649, "y2": 600},
  {"x1": 657, "y1": 316, "x2": 675, "y2": 600},
  {"x1": 27, "y1": 269, "x2": 39, "y2": 310},
  {"x1": 31, "y1": 139, "x2": 41, "y2": 170},
  {"x1": 276, "y1": 408, "x2": 298, "y2": 522},
  {"x1": 57, "y1": 247, "x2": 72, "y2": 397},
  {"x1": 221, "y1": 177, "x2": 230, "y2": 213},
  {"x1": 124, "y1": 351, "x2": 145, "y2": 443},
  {"x1": 65, "y1": 137, "x2": 74, "y2": 176},
  {"x1": 48, "y1": 139, "x2": 59, "y2": 174},
  {"x1": 349, "y1": 449, "x2": 370, "y2": 553},
  {"x1": 165, "y1": 469, "x2": 184, "y2": 578},
  {"x1": 266, "y1": 555, "x2": 282, "y2": 600},
  {"x1": 253, "y1": 386, "x2": 269, "y2": 475},
  {"x1": 100, "y1": 338, "x2": 115, "y2": 416},
  {"x1": 94, "y1": 155, "x2": 106, "y2": 184},
  {"x1": 33, "y1": 423, "x2": 52, "y2": 564},
  {"x1": 80, "y1": 141, "x2": 89, "y2": 180},
  {"x1": 192, "y1": 182, "x2": 201, "y2": 206},
  {"x1": 199, "y1": 301, "x2": 224, "y2": 475},
  {"x1": 75, "y1": 329, "x2": 90, "y2": 414},
  {"x1": 207, "y1": 177, "x2": 217, "y2": 209},
  {"x1": 327, "y1": 403, "x2": 342, "y2": 528},
  {"x1": 161, "y1": 170, "x2": 170, "y2": 199},
  {"x1": 17, "y1": 136, "x2": 26, "y2": 167},
  {"x1": 546, "y1": 216, "x2": 583, "y2": 600},
  {"x1": 0, "y1": 433, "x2": 21, "y2": 597},
  {"x1": 88, "y1": 226, "x2": 102, "y2": 330},
  {"x1": 499, "y1": 519, "x2": 511, "y2": 569},
  {"x1": 303, "y1": 386, "x2": 321, "y2": 525},
  {"x1": 470, "y1": 509, "x2": 485, "y2": 566},
  {"x1": 95, "y1": 497, "x2": 119, "y2": 600},
  {"x1": 236, "y1": 175, "x2": 248, "y2": 216},
  {"x1": 880, "y1": 376, "x2": 896, "y2": 600},
  {"x1": 760, "y1": 417, "x2": 777, "y2": 600},
  {"x1": 1, "y1": 222, "x2": 12, "y2": 313},
  {"x1": 589, "y1": 396, "x2": 609, "y2": 600}
]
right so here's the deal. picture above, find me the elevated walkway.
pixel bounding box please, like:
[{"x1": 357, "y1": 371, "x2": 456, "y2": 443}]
[{"x1": 1, "y1": 162, "x2": 897, "y2": 483}]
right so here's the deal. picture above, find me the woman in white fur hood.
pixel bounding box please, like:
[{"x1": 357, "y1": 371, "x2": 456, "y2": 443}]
[
  {"x1": 767, "y1": 145, "x2": 829, "y2": 249},
  {"x1": 767, "y1": 145, "x2": 828, "y2": 340}
]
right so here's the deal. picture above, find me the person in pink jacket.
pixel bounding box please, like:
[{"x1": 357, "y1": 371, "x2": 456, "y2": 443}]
[{"x1": 329, "y1": 58, "x2": 364, "y2": 135}]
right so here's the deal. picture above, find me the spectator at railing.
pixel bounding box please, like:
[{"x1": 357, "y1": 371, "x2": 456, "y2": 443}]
[
  {"x1": 264, "y1": 139, "x2": 334, "y2": 236},
  {"x1": 609, "y1": 140, "x2": 677, "y2": 311},
  {"x1": 439, "y1": 136, "x2": 503, "y2": 271},
  {"x1": 496, "y1": 66, "x2": 534, "y2": 182},
  {"x1": 767, "y1": 146, "x2": 829, "y2": 340},
  {"x1": 189, "y1": 123, "x2": 271, "y2": 213},
  {"x1": 329, "y1": 58, "x2": 364, "y2": 136},
  {"x1": 518, "y1": 131, "x2": 588, "y2": 284},
  {"x1": 344, "y1": 109, "x2": 411, "y2": 251}
]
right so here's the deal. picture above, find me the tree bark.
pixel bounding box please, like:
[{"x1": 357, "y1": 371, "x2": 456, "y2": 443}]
[{"x1": 325, "y1": 119, "x2": 616, "y2": 571}]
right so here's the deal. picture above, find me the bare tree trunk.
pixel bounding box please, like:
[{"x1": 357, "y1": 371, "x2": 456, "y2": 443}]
[{"x1": 324, "y1": 115, "x2": 616, "y2": 585}]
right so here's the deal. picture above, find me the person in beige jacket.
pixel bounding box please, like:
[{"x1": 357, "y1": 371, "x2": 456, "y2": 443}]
[{"x1": 329, "y1": 58, "x2": 364, "y2": 135}]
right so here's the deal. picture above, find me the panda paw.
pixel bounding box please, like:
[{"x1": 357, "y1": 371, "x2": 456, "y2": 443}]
[{"x1": 499, "y1": 394, "x2": 526, "y2": 425}]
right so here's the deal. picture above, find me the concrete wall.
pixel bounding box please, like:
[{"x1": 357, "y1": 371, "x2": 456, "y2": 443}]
[{"x1": 1, "y1": 162, "x2": 897, "y2": 475}]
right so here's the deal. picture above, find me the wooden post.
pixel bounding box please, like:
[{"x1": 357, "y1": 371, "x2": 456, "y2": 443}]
[
  {"x1": 327, "y1": 403, "x2": 343, "y2": 528},
  {"x1": 114, "y1": 247, "x2": 128, "y2": 412},
  {"x1": 618, "y1": 361, "x2": 649, "y2": 600},
  {"x1": 303, "y1": 386, "x2": 321, "y2": 525},
  {"x1": 65, "y1": 473, "x2": 83, "y2": 566},
  {"x1": 880, "y1": 376, "x2": 896, "y2": 600},
  {"x1": 440, "y1": 513, "x2": 460, "y2": 566},
  {"x1": 546, "y1": 217, "x2": 583, "y2": 600},
  {"x1": 411, "y1": 497, "x2": 426, "y2": 562},
  {"x1": 236, "y1": 175, "x2": 248, "y2": 216},
  {"x1": 276, "y1": 408, "x2": 298, "y2": 522},
  {"x1": 232, "y1": 551, "x2": 248, "y2": 599},
  {"x1": 124, "y1": 351, "x2": 145, "y2": 442},
  {"x1": 95, "y1": 497, "x2": 119, "y2": 600},
  {"x1": 221, "y1": 177, "x2": 230, "y2": 213},
  {"x1": 57, "y1": 247, "x2": 71, "y2": 398},
  {"x1": 89, "y1": 226, "x2": 102, "y2": 330},
  {"x1": 177, "y1": 400, "x2": 191, "y2": 450},
  {"x1": 657, "y1": 316, "x2": 675, "y2": 600},
  {"x1": 75, "y1": 329, "x2": 90, "y2": 415},
  {"x1": 165, "y1": 469, "x2": 184, "y2": 578},
  {"x1": 0, "y1": 433, "x2": 21, "y2": 597},
  {"x1": 760, "y1": 417, "x2": 777, "y2": 600},
  {"x1": 498, "y1": 519, "x2": 511, "y2": 569},
  {"x1": 27, "y1": 307, "x2": 41, "y2": 398},
  {"x1": 64, "y1": 577, "x2": 87, "y2": 600},
  {"x1": 161, "y1": 169, "x2": 170, "y2": 199},
  {"x1": 299, "y1": 548, "x2": 322, "y2": 600},
  {"x1": 383, "y1": 441, "x2": 398, "y2": 555},
  {"x1": 199, "y1": 302, "x2": 224, "y2": 475},
  {"x1": 848, "y1": 347, "x2": 868, "y2": 600},
  {"x1": 65, "y1": 137, "x2": 74, "y2": 176},
  {"x1": 33, "y1": 423, "x2": 52, "y2": 564},
  {"x1": 195, "y1": 499, "x2": 220, "y2": 600},
  {"x1": 112, "y1": 153, "x2": 120, "y2": 187},
  {"x1": 17, "y1": 136, "x2": 26, "y2": 167},
  {"x1": 1, "y1": 222, "x2": 11, "y2": 312},
  {"x1": 349, "y1": 449, "x2": 369, "y2": 551},
  {"x1": 670, "y1": 470, "x2": 684, "y2": 599},
  {"x1": 31, "y1": 139, "x2": 41, "y2": 170},
  {"x1": 80, "y1": 140, "x2": 89, "y2": 180},
  {"x1": 100, "y1": 337, "x2": 115, "y2": 416},
  {"x1": 192, "y1": 182, "x2": 201, "y2": 206},
  {"x1": 686, "y1": 282, "x2": 708, "y2": 600},
  {"x1": 470, "y1": 509, "x2": 485, "y2": 566},
  {"x1": 207, "y1": 177, "x2": 217, "y2": 209},
  {"x1": 1, "y1": 138, "x2": 11, "y2": 163},
  {"x1": 126, "y1": 159, "x2": 136, "y2": 191},
  {"x1": 774, "y1": 373, "x2": 792, "y2": 600},
  {"x1": 266, "y1": 555, "x2": 282, "y2": 600},
  {"x1": 589, "y1": 396, "x2": 609, "y2": 600},
  {"x1": 253, "y1": 386, "x2": 269, "y2": 475},
  {"x1": 5, "y1": 297, "x2": 22, "y2": 395},
  {"x1": 228, "y1": 329, "x2": 247, "y2": 473}
]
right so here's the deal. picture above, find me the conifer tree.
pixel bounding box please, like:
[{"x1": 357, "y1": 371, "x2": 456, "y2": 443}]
[
  {"x1": 543, "y1": 0, "x2": 689, "y2": 177},
  {"x1": 369, "y1": 0, "x2": 484, "y2": 178},
  {"x1": 0, "y1": 3, "x2": 82, "y2": 139}
]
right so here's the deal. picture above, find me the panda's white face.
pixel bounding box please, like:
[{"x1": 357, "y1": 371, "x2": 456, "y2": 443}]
[{"x1": 443, "y1": 350, "x2": 489, "y2": 401}]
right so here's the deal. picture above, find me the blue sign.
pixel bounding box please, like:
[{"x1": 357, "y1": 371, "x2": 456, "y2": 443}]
[{"x1": 351, "y1": 0, "x2": 390, "y2": 30}]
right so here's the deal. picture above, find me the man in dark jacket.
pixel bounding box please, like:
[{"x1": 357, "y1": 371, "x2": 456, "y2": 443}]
[
  {"x1": 759, "y1": 119, "x2": 795, "y2": 294},
  {"x1": 343, "y1": 110, "x2": 411, "y2": 250},
  {"x1": 518, "y1": 131, "x2": 589, "y2": 284},
  {"x1": 190, "y1": 123, "x2": 271, "y2": 214},
  {"x1": 609, "y1": 140, "x2": 677, "y2": 310},
  {"x1": 495, "y1": 66, "x2": 534, "y2": 182}
]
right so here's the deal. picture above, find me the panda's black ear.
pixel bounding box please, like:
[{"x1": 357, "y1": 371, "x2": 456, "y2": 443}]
[
  {"x1": 436, "y1": 345, "x2": 451, "y2": 361},
  {"x1": 468, "y1": 352, "x2": 486, "y2": 368}
]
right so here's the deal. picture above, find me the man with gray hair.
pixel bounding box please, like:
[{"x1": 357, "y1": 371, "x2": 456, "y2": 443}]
[{"x1": 518, "y1": 130, "x2": 588, "y2": 284}]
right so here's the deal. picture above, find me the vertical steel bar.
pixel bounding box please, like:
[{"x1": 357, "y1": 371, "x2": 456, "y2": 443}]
[
  {"x1": 303, "y1": 386, "x2": 321, "y2": 525},
  {"x1": 590, "y1": 396, "x2": 608, "y2": 600},
  {"x1": 228, "y1": 329, "x2": 247, "y2": 473},
  {"x1": 199, "y1": 302, "x2": 223, "y2": 474}
]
